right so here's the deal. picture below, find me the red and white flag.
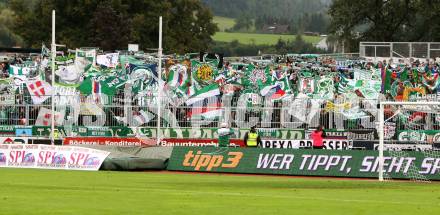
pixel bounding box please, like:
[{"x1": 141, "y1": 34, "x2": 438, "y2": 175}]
[
  {"x1": 26, "y1": 79, "x2": 53, "y2": 104},
  {"x1": 35, "y1": 108, "x2": 65, "y2": 126}
]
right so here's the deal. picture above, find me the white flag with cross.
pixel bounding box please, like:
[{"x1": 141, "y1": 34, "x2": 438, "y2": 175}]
[
  {"x1": 35, "y1": 108, "x2": 65, "y2": 126},
  {"x1": 26, "y1": 79, "x2": 53, "y2": 104}
]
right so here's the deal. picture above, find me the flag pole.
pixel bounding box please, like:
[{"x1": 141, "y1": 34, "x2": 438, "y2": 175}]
[
  {"x1": 51, "y1": 10, "x2": 56, "y2": 145},
  {"x1": 156, "y1": 16, "x2": 162, "y2": 146}
]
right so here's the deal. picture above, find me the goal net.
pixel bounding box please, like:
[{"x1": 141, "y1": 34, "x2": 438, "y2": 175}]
[{"x1": 378, "y1": 101, "x2": 440, "y2": 182}]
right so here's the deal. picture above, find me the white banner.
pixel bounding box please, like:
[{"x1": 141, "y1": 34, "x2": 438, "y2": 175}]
[
  {"x1": 259, "y1": 139, "x2": 353, "y2": 150},
  {"x1": 0, "y1": 144, "x2": 110, "y2": 171},
  {"x1": 97, "y1": 53, "x2": 119, "y2": 68}
]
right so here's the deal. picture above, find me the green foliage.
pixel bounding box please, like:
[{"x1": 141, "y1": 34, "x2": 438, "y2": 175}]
[
  {"x1": 1, "y1": 168, "x2": 440, "y2": 215},
  {"x1": 89, "y1": 3, "x2": 130, "y2": 51},
  {"x1": 232, "y1": 13, "x2": 253, "y2": 31},
  {"x1": 0, "y1": 4, "x2": 23, "y2": 47},
  {"x1": 7, "y1": 0, "x2": 218, "y2": 53},
  {"x1": 203, "y1": 0, "x2": 329, "y2": 34},
  {"x1": 329, "y1": 0, "x2": 440, "y2": 51},
  {"x1": 203, "y1": 0, "x2": 326, "y2": 19}
]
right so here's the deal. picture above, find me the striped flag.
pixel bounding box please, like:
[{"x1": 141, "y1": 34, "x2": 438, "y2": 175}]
[
  {"x1": 133, "y1": 110, "x2": 155, "y2": 126},
  {"x1": 337, "y1": 76, "x2": 349, "y2": 94},
  {"x1": 186, "y1": 84, "x2": 220, "y2": 106},
  {"x1": 91, "y1": 80, "x2": 103, "y2": 104},
  {"x1": 188, "y1": 97, "x2": 222, "y2": 120},
  {"x1": 167, "y1": 64, "x2": 188, "y2": 88},
  {"x1": 186, "y1": 84, "x2": 222, "y2": 120},
  {"x1": 92, "y1": 80, "x2": 100, "y2": 94}
]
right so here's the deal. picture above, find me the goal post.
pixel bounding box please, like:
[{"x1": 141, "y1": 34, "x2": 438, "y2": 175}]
[{"x1": 378, "y1": 101, "x2": 440, "y2": 181}]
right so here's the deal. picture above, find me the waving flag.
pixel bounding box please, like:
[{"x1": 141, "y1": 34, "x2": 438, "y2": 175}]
[
  {"x1": 167, "y1": 64, "x2": 188, "y2": 88},
  {"x1": 96, "y1": 53, "x2": 119, "y2": 68},
  {"x1": 55, "y1": 64, "x2": 81, "y2": 85},
  {"x1": 133, "y1": 110, "x2": 155, "y2": 126},
  {"x1": 26, "y1": 79, "x2": 53, "y2": 104},
  {"x1": 35, "y1": 108, "x2": 65, "y2": 126},
  {"x1": 186, "y1": 84, "x2": 222, "y2": 120}
]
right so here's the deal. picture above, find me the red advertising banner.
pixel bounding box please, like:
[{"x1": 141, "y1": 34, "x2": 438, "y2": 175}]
[
  {"x1": 63, "y1": 137, "x2": 156, "y2": 147},
  {"x1": 158, "y1": 138, "x2": 245, "y2": 147}
]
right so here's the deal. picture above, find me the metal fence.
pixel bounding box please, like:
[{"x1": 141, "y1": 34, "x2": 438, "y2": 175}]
[
  {"x1": 2, "y1": 94, "x2": 381, "y2": 137},
  {"x1": 3, "y1": 94, "x2": 440, "y2": 143},
  {"x1": 359, "y1": 42, "x2": 440, "y2": 61}
]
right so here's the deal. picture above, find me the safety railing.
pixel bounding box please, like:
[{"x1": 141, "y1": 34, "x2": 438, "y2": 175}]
[
  {"x1": 359, "y1": 42, "x2": 440, "y2": 62},
  {"x1": 0, "y1": 94, "x2": 392, "y2": 139}
]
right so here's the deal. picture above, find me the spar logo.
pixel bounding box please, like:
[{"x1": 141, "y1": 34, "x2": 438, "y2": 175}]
[
  {"x1": 182, "y1": 150, "x2": 243, "y2": 171},
  {"x1": 68, "y1": 153, "x2": 101, "y2": 168},
  {"x1": 9, "y1": 150, "x2": 35, "y2": 166},
  {"x1": 37, "y1": 151, "x2": 67, "y2": 167}
]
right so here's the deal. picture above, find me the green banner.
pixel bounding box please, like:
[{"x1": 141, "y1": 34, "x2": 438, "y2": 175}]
[
  {"x1": 136, "y1": 128, "x2": 304, "y2": 139},
  {"x1": 167, "y1": 147, "x2": 440, "y2": 180},
  {"x1": 10, "y1": 126, "x2": 304, "y2": 139},
  {"x1": 0, "y1": 125, "x2": 15, "y2": 135},
  {"x1": 397, "y1": 130, "x2": 440, "y2": 142},
  {"x1": 30, "y1": 126, "x2": 133, "y2": 137}
]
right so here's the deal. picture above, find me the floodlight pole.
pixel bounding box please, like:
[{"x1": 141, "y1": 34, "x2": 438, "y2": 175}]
[
  {"x1": 156, "y1": 16, "x2": 163, "y2": 146},
  {"x1": 51, "y1": 10, "x2": 56, "y2": 145}
]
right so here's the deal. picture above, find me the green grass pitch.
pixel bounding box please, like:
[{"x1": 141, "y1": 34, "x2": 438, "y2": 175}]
[{"x1": 0, "y1": 168, "x2": 439, "y2": 215}]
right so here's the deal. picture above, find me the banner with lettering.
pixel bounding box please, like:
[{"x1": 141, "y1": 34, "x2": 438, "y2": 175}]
[
  {"x1": 0, "y1": 144, "x2": 110, "y2": 171},
  {"x1": 259, "y1": 139, "x2": 353, "y2": 150},
  {"x1": 168, "y1": 147, "x2": 440, "y2": 180}
]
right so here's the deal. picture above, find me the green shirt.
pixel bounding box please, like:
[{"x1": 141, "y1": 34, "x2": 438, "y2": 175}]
[{"x1": 218, "y1": 128, "x2": 233, "y2": 147}]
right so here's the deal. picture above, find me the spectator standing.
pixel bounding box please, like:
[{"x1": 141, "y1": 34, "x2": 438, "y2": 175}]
[
  {"x1": 244, "y1": 126, "x2": 262, "y2": 147},
  {"x1": 217, "y1": 122, "x2": 234, "y2": 147},
  {"x1": 311, "y1": 125, "x2": 326, "y2": 149}
]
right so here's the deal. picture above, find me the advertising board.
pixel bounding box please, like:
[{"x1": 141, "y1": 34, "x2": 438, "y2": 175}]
[
  {"x1": 168, "y1": 147, "x2": 440, "y2": 180},
  {"x1": 0, "y1": 144, "x2": 109, "y2": 171}
]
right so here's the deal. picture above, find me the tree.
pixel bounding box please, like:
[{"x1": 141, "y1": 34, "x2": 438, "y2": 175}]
[
  {"x1": 0, "y1": 7, "x2": 23, "y2": 47},
  {"x1": 328, "y1": 0, "x2": 440, "y2": 51},
  {"x1": 232, "y1": 13, "x2": 252, "y2": 31},
  {"x1": 8, "y1": 0, "x2": 218, "y2": 53},
  {"x1": 89, "y1": 4, "x2": 130, "y2": 51}
]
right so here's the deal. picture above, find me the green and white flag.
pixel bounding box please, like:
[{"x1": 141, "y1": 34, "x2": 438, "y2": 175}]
[
  {"x1": 168, "y1": 64, "x2": 188, "y2": 89},
  {"x1": 315, "y1": 76, "x2": 334, "y2": 99},
  {"x1": 9, "y1": 65, "x2": 31, "y2": 76},
  {"x1": 75, "y1": 49, "x2": 96, "y2": 66},
  {"x1": 186, "y1": 83, "x2": 222, "y2": 120},
  {"x1": 186, "y1": 83, "x2": 220, "y2": 106}
]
